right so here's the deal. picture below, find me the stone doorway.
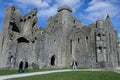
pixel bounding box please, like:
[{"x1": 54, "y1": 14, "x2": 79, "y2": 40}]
[{"x1": 51, "y1": 55, "x2": 56, "y2": 66}]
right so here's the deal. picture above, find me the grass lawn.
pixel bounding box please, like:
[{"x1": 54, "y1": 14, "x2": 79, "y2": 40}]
[
  {"x1": 0, "y1": 69, "x2": 41, "y2": 76},
  {"x1": 8, "y1": 71, "x2": 120, "y2": 80},
  {"x1": 0, "y1": 68, "x2": 69, "y2": 76}
]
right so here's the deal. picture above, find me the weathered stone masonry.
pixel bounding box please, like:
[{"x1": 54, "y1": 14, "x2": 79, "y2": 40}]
[{"x1": 0, "y1": 6, "x2": 120, "y2": 69}]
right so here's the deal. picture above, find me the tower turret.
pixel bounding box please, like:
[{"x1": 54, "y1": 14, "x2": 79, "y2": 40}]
[
  {"x1": 95, "y1": 17, "x2": 107, "y2": 66},
  {"x1": 57, "y1": 6, "x2": 72, "y2": 13},
  {"x1": 96, "y1": 18, "x2": 104, "y2": 28}
]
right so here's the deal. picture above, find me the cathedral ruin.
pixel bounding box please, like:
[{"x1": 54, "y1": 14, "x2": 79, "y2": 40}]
[{"x1": 0, "y1": 6, "x2": 120, "y2": 69}]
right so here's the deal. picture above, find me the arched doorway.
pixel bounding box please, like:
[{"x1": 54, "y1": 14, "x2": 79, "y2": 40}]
[{"x1": 51, "y1": 55, "x2": 56, "y2": 66}]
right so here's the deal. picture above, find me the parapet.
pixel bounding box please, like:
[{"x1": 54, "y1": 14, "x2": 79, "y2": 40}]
[{"x1": 57, "y1": 6, "x2": 72, "y2": 12}]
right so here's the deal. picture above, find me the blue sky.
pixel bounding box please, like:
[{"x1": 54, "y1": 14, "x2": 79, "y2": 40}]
[{"x1": 0, "y1": 0, "x2": 120, "y2": 40}]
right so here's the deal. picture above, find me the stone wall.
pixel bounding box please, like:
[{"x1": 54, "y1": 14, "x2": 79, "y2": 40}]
[{"x1": 0, "y1": 6, "x2": 119, "y2": 69}]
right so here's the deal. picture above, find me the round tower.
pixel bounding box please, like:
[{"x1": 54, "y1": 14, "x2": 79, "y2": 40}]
[
  {"x1": 96, "y1": 18, "x2": 104, "y2": 28},
  {"x1": 57, "y1": 6, "x2": 72, "y2": 13},
  {"x1": 95, "y1": 18, "x2": 107, "y2": 66}
]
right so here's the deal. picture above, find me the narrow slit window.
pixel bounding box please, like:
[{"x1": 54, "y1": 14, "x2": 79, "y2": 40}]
[{"x1": 78, "y1": 38, "x2": 79, "y2": 43}]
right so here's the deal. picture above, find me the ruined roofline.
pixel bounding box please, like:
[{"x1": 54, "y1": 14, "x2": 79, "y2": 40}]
[
  {"x1": 5, "y1": 6, "x2": 113, "y2": 29},
  {"x1": 5, "y1": 6, "x2": 38, "y2": 21},
  {"x1": 6, "y1": 6, "x2": 16, "y2": 12},
  {"x1": 23, "y1": 8, "x2": 37, "y2": 18},
  {"x1": 19, "y1": 8, "x2": 37, "y2": 22},
  {"x1": 83, "y1": 23, "x2": 95, "y2": 27},
  {"x1": 82, "y1": 14, "x2": 113, "y2": 28}
]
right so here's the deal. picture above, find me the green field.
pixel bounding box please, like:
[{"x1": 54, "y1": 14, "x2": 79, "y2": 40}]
[
  {"x1": 0, "y1": 69, "x2": 39, "y2": 76},
  {"x1": 0, "y1": 68, "x2": 69, "y2": 76},
  {"x1": 8, "y1": 71, "x2": 120, "y2": 80}
]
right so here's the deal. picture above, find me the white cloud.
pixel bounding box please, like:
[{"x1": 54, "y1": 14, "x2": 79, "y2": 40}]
[
  {"x1": 108, "y1": 0, "x2": 120, "y2": 3},
  {"x1": 84, "y1": 0, "x2": 119, "y2": 21},
  {"x1": 45, "y1": 0, "x2": 52, "y2": 4},
  {"x1": 13, "y1": 0, "x2": 49, "y2": 8},
  {"x1": 37, "y1": 0, "x2": 83, "y2": 18},
  {"x1": 85, "y1": 2, "x2": 112, "y2": 12},
  {"x1": 11, "y1": 0, "x2": 83, "y2": 18},
  {"x1": 56, "y1": 0, "x2": 83, "y2": 11},
  {"x1": 57, "y1": 0, "x2": 80, "y2": 6},
  {"x1": 38, "y1": 5, "x2": 58, "y2": 17}
]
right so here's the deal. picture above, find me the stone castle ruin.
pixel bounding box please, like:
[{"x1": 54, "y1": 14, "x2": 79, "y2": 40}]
[{"x1": 0, "y1": 6, "x2": 120, "y2": 69}]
